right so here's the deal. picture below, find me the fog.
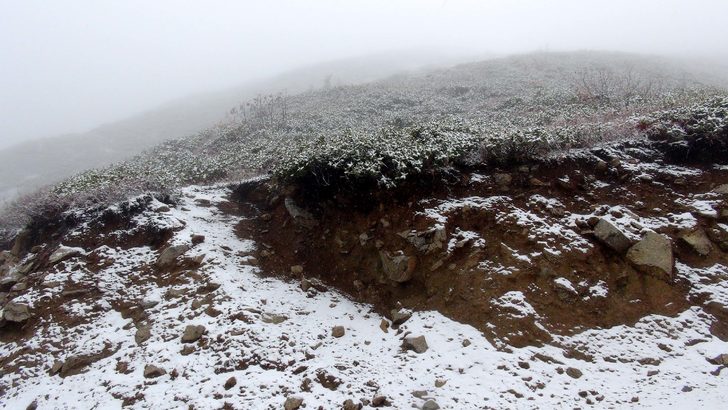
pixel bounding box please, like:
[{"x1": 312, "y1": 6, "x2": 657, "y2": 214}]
[{"x1": 1, "y1": 0, "x2": 728, "y2": 149}]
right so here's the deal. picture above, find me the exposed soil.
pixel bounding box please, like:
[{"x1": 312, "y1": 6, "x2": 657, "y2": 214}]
[{"x1": 230, "y1": 139, "x2": 728, "y2": 347}]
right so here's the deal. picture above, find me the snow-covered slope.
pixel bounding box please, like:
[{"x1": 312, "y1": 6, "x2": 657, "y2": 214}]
[{"x1": 2, "y1": 185, "x2": 727, "y2": 409}]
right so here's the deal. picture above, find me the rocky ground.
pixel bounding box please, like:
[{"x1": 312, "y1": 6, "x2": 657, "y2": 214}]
[{"x1": 1, "y1": 139, "x2": 728, "y2": 409}]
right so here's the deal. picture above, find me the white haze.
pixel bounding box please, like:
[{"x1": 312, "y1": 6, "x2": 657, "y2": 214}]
[{"x1": 1, "y1": 0, "x2": 728, "y2": 149}]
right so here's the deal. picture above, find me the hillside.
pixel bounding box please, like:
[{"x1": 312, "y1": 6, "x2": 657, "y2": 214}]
[
  {"x1": 1, "y1": 51, "x2": 728, "y2": 409},
  {"x1": 0, "y1": 50, "x2": 464, "y2": 204}
]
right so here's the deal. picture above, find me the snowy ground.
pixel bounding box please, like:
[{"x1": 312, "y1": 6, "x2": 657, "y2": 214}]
[{"x1": 2, "y1": 186, "x2": 728, "y2": 409}]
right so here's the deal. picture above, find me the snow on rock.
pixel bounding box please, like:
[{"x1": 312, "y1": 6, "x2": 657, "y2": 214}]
[{"x1": 1, "y1": 186, "x2": 727, "y2": 409}]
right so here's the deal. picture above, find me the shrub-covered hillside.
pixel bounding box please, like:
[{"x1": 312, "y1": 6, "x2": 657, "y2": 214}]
[{"x1": 1, "y1": 51, "x2": 727, "y2": 238}]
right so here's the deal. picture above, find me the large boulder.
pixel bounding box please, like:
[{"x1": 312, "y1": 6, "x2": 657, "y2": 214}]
[
  {"x1": 626, "y1": 231, "x2": 674, "y2": 280},
  {"x1": 380, "y1": 251, "x2": 415, "y2": 283},
  {"x1": 594, "y1": 219, "x2": 632, "y2": 253}
]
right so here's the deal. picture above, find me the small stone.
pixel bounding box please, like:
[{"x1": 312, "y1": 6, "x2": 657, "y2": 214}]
[
  {"x1": 49, "y1": 360, "x2": 63, "y2": 376},
  {"x1": 411, "y1": 390, "x2": 428, "y2": 398},
  {"x1": 290, "y1": 265, "x2": 304, "y2": 275},
  {"x1": 371, "y1": 395, "x2": 387, "y2": 407},
  {"x1": 191, "y1": 234, "x2": 205, "y2": 245},
  {"x1": 435, "y1": 379, "x2": 447, "y2": 388},
  {"x1": 422, "y1": 400, "x2": 440, "y2": 410},
  {"x1": 284, "y1": 396, "x2": 303, "y2": 410},
  {"x1": 391, "y1": 308, "x2": 412, "y2": 326},
  {"x1": 332, "y1": 325, "x2": 345, "y2": 338},
  {"x1": 181, "y1": 324, "x2": 206, "y2": 343},
  {"x1": 682, "y1": 385, "x2": 693, "y2": 392},
  {"x1": 343, "y1": 399, "x2": 362, "y2": 410},
  {"x1": 224, "y1": 376, "x2": 237, "y2": 390},
  {"x1": 462, "y1": 339, "x2": 471, "y2": 347},
  {"x1": 143, "y1": 364, "x2": 166, "y2": 378},
  {"x1": 155, "y1": 205, "x2": 170, "y2": 213},
  {"x1": 565, "y1": 367, "x2": 583, "y2": 379},
  {"x1": 261, "y1": 313, "x2": 287, "y2": 324},
  {"x1": 403, "y1": 335, "x2": 428, "y2": 353},
  {"x1": 135, "y1": 326, "x2": 151, "y2": 345},
  {"x1": 379, "y1": 319, "x2": 390, "y2": 333}
]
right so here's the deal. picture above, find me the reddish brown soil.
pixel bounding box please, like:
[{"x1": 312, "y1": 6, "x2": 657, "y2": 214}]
[{"x1": 229, "y1": 142, "x2": 728, "y2": 348}]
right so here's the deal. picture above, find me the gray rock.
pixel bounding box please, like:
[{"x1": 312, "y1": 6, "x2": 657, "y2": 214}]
[
  {"x1": 627, "y1": 231, "x2": 674, "y2": 280},
  {"x1": 261, "y1": 312, "x2": 288, "y2": 324},
  {"x1": 680, "y1": 229, "x2": 713, "y2": 256},
  {"x1": 284, "y1": 396, "x2": 303, "y2": 410},
  {"x1": 713, "y1": 184, "x2": 728, "y2": 194},
  {"x1": 494, "y1": 173, "x2": 512, "y2": 187},
  {"x1": 143, "y1": 364, "x2": 166, "y2": 378},
  {"x1": 332, "y1": 325, "x2": 345, "y2": 338},
  {"x1": 391, "y1": 308, "x2": 412, "y2": 326},
  {"x1": 135, "y1": 326, "x2": 151, "y2": 345},
  {"x1": 380, "y1": 251, "x2": 414, "y2": 283},
  {"x1": 155, "y1": 245, "x2": 190, "y2": 268},
  {"x1": 594, "y1": 219, "x2": 632, "y2": 253},
  {"x1": 290, "y1": 265, "x2": 304, "y2": 275},
  {"x1": 191, "y1": 234, "x2": 205, "y2": 245},
  {"x1": 49, "y1": 246, "x2": 84, "y2": 265},
  {"x1": 181, "y1": 324, "x2": 206, "y2": 343},
  {"x1": 422, "y1": 400, "x2": 440, "y2": 410},
  {"x1": 0, "y1": 271, "x2": 23, "y2": 291},
  {"x1": 284, "y1": 197, "x2": 317, "y2": 228},
  {"x1": 49, "y1": 360, "x2": 63, "y2": 376},
  {"x1": 403, "y1": 335, "x2": 429, "y2": 353},
  {"x1": 411, "y1": 390, "x2": 428, "y2": 399},
  {"x1": 2, "y1": 301, "x2": 30, "y2": 322}
]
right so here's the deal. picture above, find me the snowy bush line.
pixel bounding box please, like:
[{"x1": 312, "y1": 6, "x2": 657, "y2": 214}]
[{"x1": 2, "y1": 53, "x2": 727, "y2": 236}]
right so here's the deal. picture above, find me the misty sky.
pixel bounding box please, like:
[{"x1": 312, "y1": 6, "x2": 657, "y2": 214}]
[{"x1": 1, "y1": 0, "x2": 727, "y2": 149}]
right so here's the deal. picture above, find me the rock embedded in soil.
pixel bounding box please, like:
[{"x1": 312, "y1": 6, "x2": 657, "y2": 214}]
[
  {"x1": 290, "y1": 265, "x2": 304, "y2": 275},
  {"x1": 332, "y1": 325, "x2": 346, "y2": 338},
  {"x1": 594, "y1": 219, "x2": 632, "y2": 253},
  {"x1": 181, "y1": 324, "x2": 206, "y2": 343},
  {"x1": 191, "y1": 234, "x2": 205, "y2": 245},
  {"x1": 380, "y1": 250, "x2": 415, "y2": 283},
  {"x1": 626, "y1": 231, "x2": 674, "y2": 280},
  {"x1": 261, "y1": 312, "x2": 287, "y2": 324},
  {"x1": 283, "y1": 396, "x2": 304, "y2": 410},
  {"x1": 391, "y1": 308, "x2": 412, "y2": 327},
  {"x1": 403, "y1": 335, "x2": 429, "y2": 353},
  {"x1": 155, "y1": 244, "x2": 190, "y2": 268},
  {"x1": 2, "y1": 301, "x2": 31, "y2": 322},
  {"x1": 143, "y1": 364, "x2": 166, "y2": 378},
  {"x1": 49, "y1": 246, "x2": 85, "y2": 265},
  {"x1": 680, "y1": 229, "x2": 713, "y2": 256}
]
